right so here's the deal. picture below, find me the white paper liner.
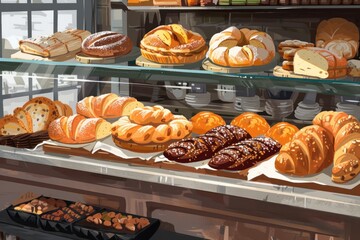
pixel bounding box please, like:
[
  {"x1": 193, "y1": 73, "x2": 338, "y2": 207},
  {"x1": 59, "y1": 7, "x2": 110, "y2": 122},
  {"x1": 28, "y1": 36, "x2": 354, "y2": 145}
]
[
  {"x1": 33, "y1": 139, "x2": 96, "y2": 152},
  {"x1": 248, "y1": 154, "x2": 360, "y2": 190},
  {"x1": 92, "y1": 136, "x2": 162, "y2": 161},
  {"x1": 154, "y1": 155, "x2": 210, "y2": 168}
]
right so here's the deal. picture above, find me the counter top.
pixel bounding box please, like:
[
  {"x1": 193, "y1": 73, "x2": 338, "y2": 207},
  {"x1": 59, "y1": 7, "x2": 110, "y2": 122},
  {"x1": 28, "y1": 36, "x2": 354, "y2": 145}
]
[{"x1": 1, "y1": 145, "x2": 360, "y2": 219}]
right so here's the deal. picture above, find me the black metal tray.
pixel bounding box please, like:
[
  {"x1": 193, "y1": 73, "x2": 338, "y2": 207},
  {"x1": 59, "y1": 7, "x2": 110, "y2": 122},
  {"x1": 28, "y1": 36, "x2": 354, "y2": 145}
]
[
  {"x1": 39, "y1": 203, "x2": 100, "y2": 234},
  {"x1": 73, "y1": 209, "x2": 160, "y2": 240}
]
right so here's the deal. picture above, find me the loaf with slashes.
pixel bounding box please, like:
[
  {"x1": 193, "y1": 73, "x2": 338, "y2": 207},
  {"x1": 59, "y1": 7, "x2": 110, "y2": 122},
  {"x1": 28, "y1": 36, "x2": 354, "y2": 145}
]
[{"x1": 76, "y1": 93, "x2": 144, "y2": 119}]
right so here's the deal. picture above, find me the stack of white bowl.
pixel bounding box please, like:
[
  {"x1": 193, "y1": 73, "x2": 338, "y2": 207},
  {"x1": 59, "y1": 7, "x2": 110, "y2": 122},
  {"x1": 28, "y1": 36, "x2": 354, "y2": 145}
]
[
  {"x1": 241, "y1": 95, "x2": 266, "y2": 112},
  {"x1": 217, "y1": 85, "x2": 236, "y2": 102},
  {"x1": 336, "y1": 102, "x2": 360, "y2": 119},
  {"x1": 185, "y1": 92, "x2": 211, "y2": 108},
  {"x1": 294, "y1": 101, "x2": 322, "y2": 121},
  {"x1": 265, "y1": 99, "x2": 294, "y2": 119}
]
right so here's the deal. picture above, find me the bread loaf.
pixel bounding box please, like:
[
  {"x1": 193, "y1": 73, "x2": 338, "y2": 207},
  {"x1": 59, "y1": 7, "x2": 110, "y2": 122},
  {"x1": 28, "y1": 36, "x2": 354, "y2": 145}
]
[
  {"x1": 313, "y1": 111, "x2": 360, "y2": 183},
  {"x1": 209, "y1": 137, "x2": 281, "y2": 171},
  {"x1": 76, "y1": 93, "x2": 144, "y2": 119},
  {"x1": 316, "y1": 18, "x2": 359, "y2": 59},
  {"x1": 48, "y1": 114, "x2": 111, "y2": 144},
  {"x1": 82, "y1": 31, "x2": 133, "y2": 58},
  {"x1": 293, "y1": 47, "x2": 347, "y2": 79},
  {"x1": 275, "y1": 125, "x2": 334, "y2": 176},
  {"x1": 164, "y1": 125, "x2": 251, "y2": 163},
  {"x1": 208, "y1": 27, "x2": 275, "y2": 67}
]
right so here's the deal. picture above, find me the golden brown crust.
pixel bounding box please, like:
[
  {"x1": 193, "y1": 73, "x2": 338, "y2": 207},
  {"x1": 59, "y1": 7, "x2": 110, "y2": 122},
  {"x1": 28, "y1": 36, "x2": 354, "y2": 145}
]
[
  {"x1": 140, "y1": 47, "x2": 208, "y2": 64},
  {"x1": 190, "y1": 111, "x2": 225, "y2": 135}
]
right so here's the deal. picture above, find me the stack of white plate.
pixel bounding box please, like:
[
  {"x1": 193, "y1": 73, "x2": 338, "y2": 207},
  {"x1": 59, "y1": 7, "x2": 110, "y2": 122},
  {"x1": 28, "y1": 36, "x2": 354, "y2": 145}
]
[
  {"x1": 241, "y1": 95, "x2": 265, "y2": 112},
  {"x1": 217, "y1": 85, "x2": 236, "y2": 103},
  {"x1": 234, "y1": 97, "x2": 243, "y2": 112},
  {"x1": 185, "y1": 92, "x2": 211, "y2": 108},
  {"x1": 294, "y1": 101, "x2": 322, "y2": 121},
  {"x1": 265, "y1": 99, "x2": 293, "y2": 119},
  {"x1": 336, "y1": 102, "x2": 360, "y2": 119}
]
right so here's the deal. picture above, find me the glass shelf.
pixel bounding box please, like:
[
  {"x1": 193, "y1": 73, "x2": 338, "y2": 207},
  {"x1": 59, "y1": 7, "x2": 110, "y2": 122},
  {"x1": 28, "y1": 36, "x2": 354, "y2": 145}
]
[
  {"x1": 0, "y1": 57, "x2": 359, "y2": 97},
  {"x1": 127, "y1": 5, "x2": 360, "y2": 11}
]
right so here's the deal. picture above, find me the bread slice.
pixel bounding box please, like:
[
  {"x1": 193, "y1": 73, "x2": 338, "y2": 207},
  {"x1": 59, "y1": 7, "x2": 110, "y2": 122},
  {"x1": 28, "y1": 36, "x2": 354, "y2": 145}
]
[
  {"x1": 13, "y1": 107, "x2": 33, "y2": 133},
  {"x1": 54, "y1": 100, "x2": 66, "y2": 116},
  {"x1": 0, "y1": 115, "x2": 29, "y2": 136},
  {"x1": 228, "y1": 46, "x2": 250, "y2": 67},
  {"x1": 63, "y1": 103, "x2": 73, "y2": 116},
  {"x1": 121, "y1": 98, "x2": 144, "y2": 116},
  {"x1": 96, "y1": 120, "x2": 112, "y2": 140},
  {"x1": 210, "y1": 46, "x2": 229, "y2": 66},
  {"x1": 294, "y1": 48, "x2": 333, "y2": 78},
  {"x1": 74, "y1": 118, "x2": 111, "y2": 143},
  {"x1": 23, "y1": 97, "x2": 59, "y2": 132}
]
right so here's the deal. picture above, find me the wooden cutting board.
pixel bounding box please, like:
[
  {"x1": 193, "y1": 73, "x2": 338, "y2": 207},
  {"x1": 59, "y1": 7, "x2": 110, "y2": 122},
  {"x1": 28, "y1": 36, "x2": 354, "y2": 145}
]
[
  {"x1": 75, "y1": 47, "x2": 140, "y2": 64},
  {"x1": 11, "y1": 50, "x2": 80, "y2": 62},
  {"x1": 136, "y1": 56, "x2": 203, "y2": 69},
  {"x1": 202, "y1": 58, "x2": 276, "y2": 74}
]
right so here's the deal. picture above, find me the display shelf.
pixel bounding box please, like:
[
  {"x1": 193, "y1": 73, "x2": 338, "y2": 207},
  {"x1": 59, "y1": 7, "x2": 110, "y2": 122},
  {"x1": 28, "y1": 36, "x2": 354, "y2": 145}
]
[
  {"x1": 0, "y1": 210, "x2": 203, "y2": 240},
  {"x1": 127, "y1": 5, "x2": 360, "y2": 12},
  {"x1": 0, "y1": 58, "x2": 359, "y2": 97},
  {"x1": 1, "y1": 145, "x2": 360, "y2": 219}
]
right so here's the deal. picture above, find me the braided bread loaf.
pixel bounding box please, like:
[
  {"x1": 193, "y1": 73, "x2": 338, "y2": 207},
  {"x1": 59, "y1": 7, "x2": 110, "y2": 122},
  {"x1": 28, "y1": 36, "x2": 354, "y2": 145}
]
[
  {"x1": 111, "y1": 106, "x2": 192, "y2": 153},
  {"x1": 76, "y1": 93, "x2": 144, "y2": 119},
  {"x1": 275, "y1": 125, "x2": 334, "y2": 176},
  {"x1": 164, "y1": 125, "x2": 251, "y2": 163},
  {"x1": 313, "y1": 111, "x2": 360, "y2": 183}
]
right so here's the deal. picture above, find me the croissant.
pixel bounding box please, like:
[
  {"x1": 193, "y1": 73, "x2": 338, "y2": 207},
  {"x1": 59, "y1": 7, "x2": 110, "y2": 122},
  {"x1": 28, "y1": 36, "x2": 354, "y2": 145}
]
[
  {"x1": 275, "y1": 125, "x2": 334, "y2": 176},
  {"x1": 313, "y1": 111, "x2": 360, "y2": 183},
  {"x1": 209, "y1": 137, "x2": 281, "y2": 171},
  {"x1": 164, "y1": 125, "x2": 251, "y2": 163},
  {"x1": 76, "y1": 93, "x2": 144, "y2": 119},
  {"x1": 48, "y1": 114, "x2": 112, "y2": 144}
]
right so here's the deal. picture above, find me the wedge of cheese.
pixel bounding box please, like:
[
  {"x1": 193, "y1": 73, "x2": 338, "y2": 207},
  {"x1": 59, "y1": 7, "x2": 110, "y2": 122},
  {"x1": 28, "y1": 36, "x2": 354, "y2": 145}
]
[{"x1": 294, "y1": 48, "x2": 346, "y2": 79}]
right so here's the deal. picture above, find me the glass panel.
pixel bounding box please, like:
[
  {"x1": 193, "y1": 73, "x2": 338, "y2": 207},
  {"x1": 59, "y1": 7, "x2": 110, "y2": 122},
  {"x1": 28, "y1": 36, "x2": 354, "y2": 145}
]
[
  {"x1": 1, "y1": 11, "x2": 28, "y2": 58},
  {"x1": 31, "y1": 0, "x2": 53, "y2": 3},
  {"x1": 1, "y1": 71, "x2": 29, "y2": 95},
  {"x1": 111, "y1": 9, "x2": 123, "y2": 33},
  {"x1": 1, "y1": 0, "x2": 27, "y2": 3},
  {"x1": 58, "y1": 10, "x2": 77, "y2": 31},
  {"x1": 3, "y1": 96, "x2": 29, "y2": 115},
  {"x1": 57, "y1": 89, "x2": 78, "y2": 112},
  {"x1": 57, "y1": 0, "x2": 77, "y2": 2},
  {"x1": 32, "y1": 73, "x2": 54, "y2": 90},
  {"x1": 33, "y1": 92, "x2": 53, "y2": 99},
  {"x1": 58, "y1": 74, "x2": 78, "y2": 88},
  {"x1": 32, "y1": 11, "x2": 54, "y2": 37}
]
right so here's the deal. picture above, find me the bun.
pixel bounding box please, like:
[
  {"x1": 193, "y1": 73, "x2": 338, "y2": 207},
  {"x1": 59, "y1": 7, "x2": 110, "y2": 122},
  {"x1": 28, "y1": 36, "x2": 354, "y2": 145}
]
[
  {"x1": 275, "y1": 125, "x2": 334, "y2": 176},
  {"x1": 140, "y1": 24, "x2": 207, "y2": 64},
  {"x1": 76, "y1": 93, "x2": 144, "y2": 119},
  {"x1": 209, "y1": 137, "x2": 281, "y2": 170},
  {"x1": 48, "y1": 114, "x2": 112, "y2": 144},
  {"x1": 293, "y1": 47, "x2": 347, "y2": 79},
  {"x1": 313, "y1": 111, "x2": 360, "y2": 183},
  {"x1": 111, "y1": 106, "x2": 192, "y2": 153},
  {"x1": 208, "y1": 27, "x2": 275, "y2": 67},
  {"x1": 231, "y1": 112, "x2": 270, "y2": 137},
  {"x1": 164, "y1": 125, "x2": 251, "y2": 163},
  {"x1": 316, "y1": 18, "x2": 359, "y2": 59},
  {"x1": 82, "y1": 31, "x2": 133, "y2": 57},
  {"x1": 265, "y1": 122, "x2": 299, "y2": 146},
  {"x1": 19, "y1": 29, "x2": 90, "y2": 58},
  {"x1": 190, "y1": 111, "x2": 226, "y2": 135}
]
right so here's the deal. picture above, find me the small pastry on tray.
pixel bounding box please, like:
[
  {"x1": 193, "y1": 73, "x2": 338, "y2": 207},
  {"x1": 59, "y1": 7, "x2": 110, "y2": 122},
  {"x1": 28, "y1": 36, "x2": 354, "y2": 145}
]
[
  {"x1": 190, "y1": 111, "x2": 226, "y2": 135},
  {"x1": 111, "y1": 105, "x2": 192, "y2": 152},
  {"x1": 231, "y1": 112, "x2": 270, "y2": 137}
]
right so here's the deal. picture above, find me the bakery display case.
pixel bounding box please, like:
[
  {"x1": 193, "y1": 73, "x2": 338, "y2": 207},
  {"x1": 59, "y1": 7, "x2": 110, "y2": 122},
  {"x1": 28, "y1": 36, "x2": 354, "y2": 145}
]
[{"x1": 0, "y1": 1, "x2": 360, "y2": 240}]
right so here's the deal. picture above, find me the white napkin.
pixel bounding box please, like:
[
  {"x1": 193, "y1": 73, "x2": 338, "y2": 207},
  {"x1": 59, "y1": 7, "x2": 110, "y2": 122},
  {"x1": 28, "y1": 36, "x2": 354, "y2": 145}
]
[
  {"x1": 155, "y1": 155, "x2": 210, "y2": 168},
  {"x1": 248, "y1": 155, "x2": 360, "y2": 190},
  {"x1": 33, "y1": 139, "x2": 96, "y2": 152}
]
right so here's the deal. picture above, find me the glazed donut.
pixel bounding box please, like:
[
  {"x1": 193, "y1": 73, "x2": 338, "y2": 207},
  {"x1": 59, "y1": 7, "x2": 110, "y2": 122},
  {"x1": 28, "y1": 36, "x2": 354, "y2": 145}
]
[
  {"x1": 81, "y1": 31, "x2": 133, "y2": 57},
  {"x1": 129, "y1": 105, "x2": 174, "y2": 125}
]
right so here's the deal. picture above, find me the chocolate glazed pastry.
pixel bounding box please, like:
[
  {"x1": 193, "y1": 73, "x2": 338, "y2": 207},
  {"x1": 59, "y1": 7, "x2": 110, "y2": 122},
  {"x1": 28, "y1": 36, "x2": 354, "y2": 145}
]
[
  {"x1": 163, "y1": 125, "x2": 251, "y2": 163},
  {"x1": 209, "y1": 137, "x2": 281, "y2": 171}
]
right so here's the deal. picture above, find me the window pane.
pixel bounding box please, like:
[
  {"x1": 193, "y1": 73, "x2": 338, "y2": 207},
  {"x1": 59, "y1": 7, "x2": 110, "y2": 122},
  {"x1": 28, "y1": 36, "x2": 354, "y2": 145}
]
[
  {"x1": 58, "y1": 89, "x2": 78, "y2": 112},
  {"x1": 1, "y1": 71, "x2": 29, "y2": 95},
  {"x1": 57, "y1": 0, "x2": 77, "y2": 3},
  {"x1": 58, "y1": 10, "x2": 77, "y2": 31},
  {"x1": 32, "y1": 11, "x2": 54, "y2": 37},
  {"x1": 32, "y1": 74, "x2": 54, "y2": 90},
  {"x1": 33, "y1": 92, "x2": 53, "y2": 100},
  {"x1": 1, "y1": 0, "x2": 27, "y2": 3},
  {"x1": 31, "y1": 0, "x2": 53, "y2": 3},
  {"x1": 3, "y1": 97, "x2": 29, "y2": 115}
]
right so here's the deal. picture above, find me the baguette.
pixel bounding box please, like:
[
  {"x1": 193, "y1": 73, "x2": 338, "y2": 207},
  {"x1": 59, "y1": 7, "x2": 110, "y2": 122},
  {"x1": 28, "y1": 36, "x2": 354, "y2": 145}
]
[
  {"x1": 76, "y1": 93, "x2": 144, "y2": 119},
  {"x1": 48, "y1": 114, "x2": 111, "y2": 144}
]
